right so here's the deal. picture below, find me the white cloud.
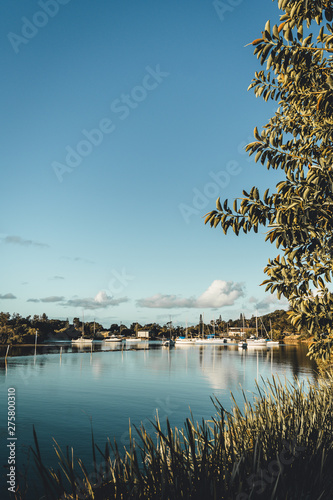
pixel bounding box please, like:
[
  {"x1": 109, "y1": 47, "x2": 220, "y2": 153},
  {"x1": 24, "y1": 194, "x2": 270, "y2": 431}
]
[
  {"x1": 65, "y1": 291, "x2": 128, "y2": 310},
  {"x1": 137, "y1": 280, "x2": 244, "y2": 309},
  {"x1": 26, "y1": 291, "x2": 128, "y2": 310},
  {"x1": 94, "y1": 291, "x2": 111, "y2": 303},
  {"x1": 196, "y1": 280, "x2": 244, "y2": 308}
]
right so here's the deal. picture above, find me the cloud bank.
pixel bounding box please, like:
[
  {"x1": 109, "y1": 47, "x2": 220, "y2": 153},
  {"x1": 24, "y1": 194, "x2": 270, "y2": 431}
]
[
  {"x1": 27, "y1": 291, "x2": 128, "y2": 310},
  {"x1": 1, "y1": 235, "x2": 49, "y2": 248},
  {"x1": 249, "y1": 295, "x2": 288, "y2": 311},
  {"x1": 0, "y1": 293, "x2": 16, "y2": 300},
  {"x1": 65, "y1": 291, "x2": 128, "y2": 310},
  {"x1": 137, "y1": 280, "x2": 244, "y2": 309}
]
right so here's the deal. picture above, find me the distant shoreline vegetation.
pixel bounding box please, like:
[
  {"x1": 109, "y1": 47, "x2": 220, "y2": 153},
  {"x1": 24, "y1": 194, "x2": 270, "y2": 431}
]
[{"x1": 0, "y1": 309, "x2": 304, "y2": 346}]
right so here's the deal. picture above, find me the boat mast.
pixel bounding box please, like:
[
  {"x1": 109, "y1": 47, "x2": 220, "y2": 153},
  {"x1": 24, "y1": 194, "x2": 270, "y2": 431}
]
[
  {"x1": 202, "y1": 313, "x2": 204, "y2": 339},
  {"x1": 82, "y1": 311, "x2": 85, "y2": 337},
  {"x1": 255, "y1": 312, "x2": 258, "y2": 339},
  {"x1": 270, "y1": 319, "x2": 273, "y2": 341}
]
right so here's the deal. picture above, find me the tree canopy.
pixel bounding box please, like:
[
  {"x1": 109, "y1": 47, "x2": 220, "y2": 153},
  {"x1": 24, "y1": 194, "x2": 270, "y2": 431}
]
[{"x1": 205, "y1": 0, "x2": 333, "y2": 360}]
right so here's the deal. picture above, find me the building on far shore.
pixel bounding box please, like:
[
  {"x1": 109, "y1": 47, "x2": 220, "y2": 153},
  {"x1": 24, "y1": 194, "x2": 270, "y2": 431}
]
[
  {"x1": 137, "y1": 330, "x2": 150, "y2": 339},
  {"x1": 227, "y1": 327, "x2": 251, "y2": 337}
]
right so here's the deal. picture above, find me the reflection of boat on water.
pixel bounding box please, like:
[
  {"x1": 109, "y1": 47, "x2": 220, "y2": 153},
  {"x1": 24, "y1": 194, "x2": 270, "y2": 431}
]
[
  {"x1": 126, "y1": 338, "x2": 141, "y2": 342},
  {"x1": 238, "y1": 341, "x2": 247, "y2": 349}
]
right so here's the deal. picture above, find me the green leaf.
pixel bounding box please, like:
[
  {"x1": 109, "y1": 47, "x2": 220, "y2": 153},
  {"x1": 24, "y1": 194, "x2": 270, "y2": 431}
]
[{"x1": 216, "y1": 197, "x2": 222, "y2": 212}]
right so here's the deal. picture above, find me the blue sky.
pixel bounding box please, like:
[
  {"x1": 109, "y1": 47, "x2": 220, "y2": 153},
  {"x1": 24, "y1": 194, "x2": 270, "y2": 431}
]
[{"x1": 1, "y1": 0, "x2": 289, "y2": 328}]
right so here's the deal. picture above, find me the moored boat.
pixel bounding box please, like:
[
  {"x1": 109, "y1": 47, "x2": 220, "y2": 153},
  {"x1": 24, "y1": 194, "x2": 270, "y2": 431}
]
[
  {"x1": 105, "y1": 335, "x2": 123, "y2": 342},
  {"x1": 175, "y1": 337, "x2": 196, "y2": 344},
  {"x1": 72, "y1": 315, "x2": 93, "y2": 343},
  {"x1": 247, "y1": 339, "x2": 267, "y2": 347},
  {"x1": 266, "y1": 340, "x2": 280, "y2": 346},
  {"x1": 72, "y1": 337, "x2": 93, "y2": 344},
  {"x1": 196, "y1": 337, "x2": 228, "y2": 345},
  {"x1": 163, "y1": 339, "x2": 175, "y2": 347}
]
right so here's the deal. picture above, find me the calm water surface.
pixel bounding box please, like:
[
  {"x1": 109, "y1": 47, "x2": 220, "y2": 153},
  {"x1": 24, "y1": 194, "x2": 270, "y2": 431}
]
[{"x1": 0, "y1": 341, "x2": 317, "y2": 496}]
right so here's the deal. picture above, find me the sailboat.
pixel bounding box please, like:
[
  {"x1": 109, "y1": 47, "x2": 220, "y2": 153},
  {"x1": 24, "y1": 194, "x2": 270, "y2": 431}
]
[
  {"x1": 105, "y1": 321, "x2": 123, "y2": 342},
  {"x1": 175, "y1": 321, "x2": 195, "y2": 344},
  {"x1": 162, "y1": 319, "x2": 175, "y2": 347},
  {"x1": 238, "y1": 314, "x2": 248, "y2": 348},
  {"x1": 72, "y1": 316, "x2": 93, "y2": 344},
  {"x1": 247, "y1": 315, "x2": 267, "y2": 347},
  {"x1": 266, "y1": 319, "x2": 280, "y2": 346},
  {"x1": 105, "y1": 334, "x2": 123, "y2": 342}
]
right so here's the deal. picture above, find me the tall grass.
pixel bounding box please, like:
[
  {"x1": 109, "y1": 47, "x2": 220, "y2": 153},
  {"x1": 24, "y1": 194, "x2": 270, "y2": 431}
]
[{"x1": 20, "y1": 375, "x2": 333, "y2": 499}]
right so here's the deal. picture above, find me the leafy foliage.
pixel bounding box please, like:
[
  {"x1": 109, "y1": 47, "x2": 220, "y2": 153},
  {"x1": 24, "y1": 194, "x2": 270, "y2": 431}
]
[{"x1": 205, "y1": 0, "x2": 333, "y2": 360}]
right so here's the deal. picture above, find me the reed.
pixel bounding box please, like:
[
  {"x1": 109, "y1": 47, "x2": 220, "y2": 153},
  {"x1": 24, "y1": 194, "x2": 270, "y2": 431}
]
[{"x1": 24, "y1": 374, "x2": 333, "y2": 499}]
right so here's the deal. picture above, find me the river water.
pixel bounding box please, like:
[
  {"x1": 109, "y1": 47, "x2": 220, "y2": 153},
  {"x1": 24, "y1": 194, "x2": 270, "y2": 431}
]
[{"x1": 0, "y1": 341, "x2": 317, "y2": 497}]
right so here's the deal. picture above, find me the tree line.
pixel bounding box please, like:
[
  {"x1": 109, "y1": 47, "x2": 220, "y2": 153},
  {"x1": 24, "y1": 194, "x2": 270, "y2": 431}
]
[{"x1": 0, "y1": 309, "x2": 301, "y2": 344}]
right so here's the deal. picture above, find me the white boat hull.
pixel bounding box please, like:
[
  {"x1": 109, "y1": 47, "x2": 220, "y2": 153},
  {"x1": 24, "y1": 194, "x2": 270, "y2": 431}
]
[
  {"x1": 196, "y1": 338, "x2": 228, "y2": 345},
  {"x1": 175, "y1": 338, "x2": 196, "y2": 344},
  {"x1": 247, "y1": 339, "x2": 268, "y2": 347},
  {"x1": 72, "y1": 338, "x2": 93, "y2": 344}
]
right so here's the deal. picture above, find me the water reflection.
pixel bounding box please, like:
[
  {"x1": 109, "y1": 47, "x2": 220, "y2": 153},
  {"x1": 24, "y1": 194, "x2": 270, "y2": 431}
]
[
  {"x1": 0, "y1": 340, "x2": 153, "y2": 359},
  {"x1": 0, "y1": 341, "x2": 319, "y2": 498}
]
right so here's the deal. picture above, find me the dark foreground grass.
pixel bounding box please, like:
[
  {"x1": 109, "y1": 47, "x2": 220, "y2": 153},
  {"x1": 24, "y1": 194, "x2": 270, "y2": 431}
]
[{"x1": 17, "y1": 375, "x2": 333, "y2": 500}]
